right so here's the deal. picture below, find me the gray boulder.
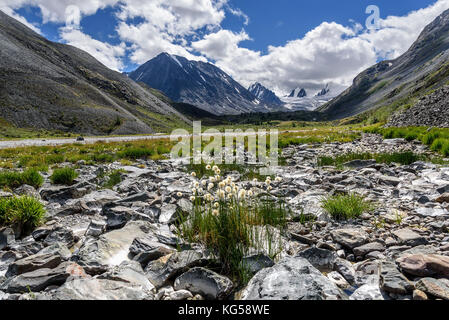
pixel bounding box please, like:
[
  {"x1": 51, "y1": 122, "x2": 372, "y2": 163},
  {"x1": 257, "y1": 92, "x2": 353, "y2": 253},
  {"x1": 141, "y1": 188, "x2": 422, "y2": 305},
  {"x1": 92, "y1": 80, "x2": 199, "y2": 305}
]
[
  {"x1": 296, "y1": 247, "x2": 337, "y2": 272},
  {"x1": 51, "y1": 278, "x2": 154, "y2": 300},
  {"x1": 1, "y1": 262, "x2": 86, "y2": 293},
  {"x1": 330, "y1": 228, "x2": 369, "y2": 249},
  {"x1": 145, "y1": 250, "x2": 206, "y2": 288},
  {"x1": 240, "y1": 256, "x2": 347, "y2": 300},
  {"x1": 174, "y1": 267, "x2": 233, "y2": 300}
]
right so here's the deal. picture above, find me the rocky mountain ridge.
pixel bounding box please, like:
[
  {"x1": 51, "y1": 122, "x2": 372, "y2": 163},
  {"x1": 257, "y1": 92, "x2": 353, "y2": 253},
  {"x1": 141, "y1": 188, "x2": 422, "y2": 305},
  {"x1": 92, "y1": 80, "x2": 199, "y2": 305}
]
[
  {"x1": 129, "y1": 53, "x2": 284, "y2": 115},
  {"x1": 319, "y1": 8, "x2": 449, "y2": 121},
  {"x1": 0, "y1": 10, "x2": 189, "y2": 135}
]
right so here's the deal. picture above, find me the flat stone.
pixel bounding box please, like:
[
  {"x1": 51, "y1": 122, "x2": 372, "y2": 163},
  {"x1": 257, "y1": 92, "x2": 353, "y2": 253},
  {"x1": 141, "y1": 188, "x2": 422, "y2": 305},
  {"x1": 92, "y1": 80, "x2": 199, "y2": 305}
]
[
  {"x1": 158, "y1": 204, "x2": 178, "y2": 224},
  {"x1": 145, "y1": 250, "x2": 206, "y2": 288},
  {"x1": 379, "y1": 260, "x2": 414, "y2": 294},
  {"x1": 130, "y1": 237, "x2": 176, "y2": 268},
  {"x1": 415, "y1": 278, "x2": 449, "y2": 300},
  {"x1": 437, "y1": 185, "x2": 449, "y2": 194},
  {"x1": 98, "y1": 260, "x2": 155, "y2": 293},
  {"x1": 43, "y1": 227, "x2": 75, "y2": 247},
  {"x1": 413, "y1": 289, "x2": 428, "y2": 300},
  {"x1": 240, "y1": 256, "x2": 347, "y2": 300},
  {"x1": 38, "y1": 243, "x2": 72, "y2": 261},
  {"x1": 169, "y1": 290, "x2": 193, "y2": 300},
  {"x1": 241, "y1": 254, "x2": 274, "y2": 275},
  {"x1": 51, "y1": 278, "x2": 154, "y2": 300},
  {"x1": 354, "y1": 242, "x2": 386, "y2": 258},
  {"x1": 416, "y1": 207, "x2": 449, "y2": 217},
  {"x1": 397, "y1": 254, "x2": 449, "y2": 277},
  {"x1": 392, "y1": 228, "x2": 427, "y2": 247},
  {"x1": 296, "y1": 247, "x2": 337, "y2": 272},
  {"x1": 333, "y1": 258, "x2": 356, "y2": 285},
  {"x1": 330, "y1": 228, "x2": 369, "y2": 249},
  {"x1": 74, "y1": 221, "x2": 153, "y2": 274},
  {"x1": 378, "y1": 175, "x2": 400, "y2": 187},
  {"x1": 1, "y1": 262, "x2": 86, "y2": 293},
  {"x1": 327, "y1": 271, "x2": 350, "y2": 289},
  {"x1": 436, "y1": 193, "x2": 449, "y2": 204},
  {"x1": 6, "y1": 253, "x2": 63, "y2": 277},
  {"x1": 350, "y1": 276, "x2": 389, "y2": 300},
  {"x1": 85, "y1": 220, "x2": 106, "y2": 237},
  {"x1": 174, "y1": 267, "x2": 233, "y2": 300}
]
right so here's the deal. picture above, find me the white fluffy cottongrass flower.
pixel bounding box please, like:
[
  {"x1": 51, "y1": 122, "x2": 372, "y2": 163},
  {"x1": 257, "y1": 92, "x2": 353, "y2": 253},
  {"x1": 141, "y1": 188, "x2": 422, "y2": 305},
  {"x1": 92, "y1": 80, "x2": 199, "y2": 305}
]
[
  {"x1": 190, "y1": 196, "x2": 196, "y2": 202},
  {"x1": 201, "y1": 180, "x2": 207, "y2": 186},
  {"x1": 247, "y1": 190, "x2": 254, "y2": 197},
  {"x1": 177, "y1": 192, "x2": 182, "y2": 197},
  {"x1": 225, "y1": 186, "x2": 232, "y2": 194},
  {"x1": 209, "y1": 176, "x2": 216, "y2": 183},
  {"x1": 213, "y1": 202, "x2": 219, "y2": 208},
  {"x1": 218, "y1": 190, "x2": 226, "y2": 199},
  {"x1": 206, "y1": 165, "x2": 211, "y2": 170},
  {"x1": 208, "y1": 183, "x2": 214, "y2": 190},
  {"x1": 218, "y1": 181, "x2": 226, "y2": 189},
  {"x1": 212, "y1": 209, "x2": 219, "y2": 216},
  {"x1": 238, "y1": 189, "x2": 246, "y2": 199},
  {"x1": 275, "y1": 177, "x2": 282, "y2": 183},
  {"x1": 194, "y1": 182, "x2": 200, "y2": 188},
  {"x1": 191, "y1": 172, "x2": 196, "y2": 177},
  {"x1": 212, "y1": 165, "x2": 219, "y2": 172},
  {"x1": 192, "y1": 188, "x2": 197, "y2": 194}
]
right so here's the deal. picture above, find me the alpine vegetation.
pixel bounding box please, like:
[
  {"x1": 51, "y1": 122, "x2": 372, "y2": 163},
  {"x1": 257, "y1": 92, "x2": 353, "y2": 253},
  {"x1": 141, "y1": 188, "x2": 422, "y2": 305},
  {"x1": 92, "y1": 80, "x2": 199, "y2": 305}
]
[{"x1": 177, "y1": 165, "x2": 289, "y2": 284}]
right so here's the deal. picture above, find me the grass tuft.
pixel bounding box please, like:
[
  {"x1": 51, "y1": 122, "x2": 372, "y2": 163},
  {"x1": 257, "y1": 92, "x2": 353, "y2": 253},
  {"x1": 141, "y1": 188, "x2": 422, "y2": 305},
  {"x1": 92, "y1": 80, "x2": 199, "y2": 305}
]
[
  {"x1": 0, "y1": 196, "x2": 45, "y2": 232},
  {"x1": 321, "y1": 193, "x2": 373, "y2": 220},
  {"x1": 0, "y1": 169, "x2": 44, "y2": 189},
  {"x1": 50, "y1": 167, "x2": 78, "y2": 185}
]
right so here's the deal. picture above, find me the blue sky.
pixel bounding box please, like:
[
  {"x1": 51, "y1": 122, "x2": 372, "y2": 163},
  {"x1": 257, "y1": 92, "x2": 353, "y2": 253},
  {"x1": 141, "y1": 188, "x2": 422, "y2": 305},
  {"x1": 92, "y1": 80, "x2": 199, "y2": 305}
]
[{"x1": 1, "y1": 0, "x2": 447, "y2": 94}]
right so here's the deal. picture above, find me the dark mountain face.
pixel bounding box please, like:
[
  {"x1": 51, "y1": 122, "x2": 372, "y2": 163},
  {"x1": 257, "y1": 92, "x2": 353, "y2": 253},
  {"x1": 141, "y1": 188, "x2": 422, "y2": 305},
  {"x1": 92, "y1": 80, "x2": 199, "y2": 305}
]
[
  {"x1": 0, "y1": 10, "x2": 188, "y2": 135},
  {"x1": 248, "y1": 82, "x2": 283, "y2": 106},
  {"x1": 319, "y1": 8, "x2": 449, "y2": 120},
  {"x1": 316, "y1": 84, "x2": 330, "y2": 97},
  {"x1": 288, "y1": 88, "x2": 307, "y2": 98},
  {"x1": 129, "y1": 53, "x2": 281, "y2": 115}
]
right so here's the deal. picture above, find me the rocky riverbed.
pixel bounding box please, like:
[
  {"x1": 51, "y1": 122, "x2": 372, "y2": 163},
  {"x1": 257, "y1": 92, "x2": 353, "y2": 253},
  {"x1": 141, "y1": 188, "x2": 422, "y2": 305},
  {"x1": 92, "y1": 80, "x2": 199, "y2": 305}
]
[{"x1": 1, "y1": 133, "x2": 449, "y2": 300}]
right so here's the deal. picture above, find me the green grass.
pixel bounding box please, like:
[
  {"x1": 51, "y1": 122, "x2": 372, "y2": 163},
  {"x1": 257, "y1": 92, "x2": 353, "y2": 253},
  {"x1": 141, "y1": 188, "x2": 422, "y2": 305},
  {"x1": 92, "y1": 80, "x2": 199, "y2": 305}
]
[
  {"x1": 321, "y1": 193, "x2": 373, "y2": 220},
  {"x1": 0, "y1": 169, "x2": 44, "y2": 189},
  {"x1": 99, "y1": 169, "x2": 124, "y2": 189},
  {"x1": 50, "y1": 168, "x2": 78, "y2": 185},
  {"x1": 185, "y1": 161, "x2": 274, "y2": 182},
  {"x1": 0, "y1": 139, "x2": 176, "y2": 170},
  {"x1": 0, "y1": 196, "x2": 46, "y2": 233},
  {"x1": 318, "y1": 151, "x2": 424, "y2": 167},
  {"x1": 365, "y1": 126, "x2": 449, "y2": 157}
]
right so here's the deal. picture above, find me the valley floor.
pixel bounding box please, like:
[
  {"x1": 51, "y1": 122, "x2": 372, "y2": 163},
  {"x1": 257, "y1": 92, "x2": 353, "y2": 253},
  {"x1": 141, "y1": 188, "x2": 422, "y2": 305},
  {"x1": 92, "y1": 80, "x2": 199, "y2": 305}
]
[{"x1": 1, "y1": 128, "x2": 449, "y2": 300}]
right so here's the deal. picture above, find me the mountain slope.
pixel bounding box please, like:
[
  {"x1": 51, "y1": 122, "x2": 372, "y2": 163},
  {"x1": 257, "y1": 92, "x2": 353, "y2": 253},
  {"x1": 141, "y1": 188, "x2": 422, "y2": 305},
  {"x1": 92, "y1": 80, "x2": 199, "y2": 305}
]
[
  {"x1": 319, "y1": 8, "x2": 449, "y2": 121},
  {"x1": 248, "y1": 83, "x2": 283, "y2": 106},
  {"x1": 0, "y1": 10, "x2": 189, "y2": 135},
  {"x1": 129, "y1": 53, "x2": 281, "y2": 115}
]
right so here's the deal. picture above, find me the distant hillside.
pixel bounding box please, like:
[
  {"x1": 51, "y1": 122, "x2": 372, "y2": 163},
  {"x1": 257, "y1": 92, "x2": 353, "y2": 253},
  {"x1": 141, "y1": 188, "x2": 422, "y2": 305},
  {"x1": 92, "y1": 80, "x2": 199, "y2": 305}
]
[
  {"x1": 129, "y1": 53, "x2": 286, "y2": 115},
  {"x1": 0, "y1": 10, "x2": 189, "y2": 135},
  {"x1": 319, "y1": 8, "x2": 449, "y2": 123}
]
